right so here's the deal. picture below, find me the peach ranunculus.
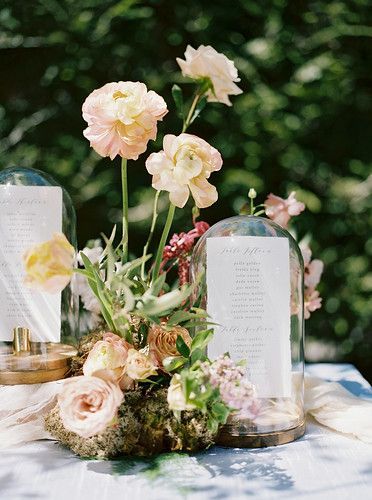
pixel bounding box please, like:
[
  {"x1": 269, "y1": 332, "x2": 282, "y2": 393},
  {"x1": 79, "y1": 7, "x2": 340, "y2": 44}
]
[
  {"x1": 145, "y1": 133, "x2": 222, "y2": 208},
  {"x1": 58, "y1": 376, "x2": 124, "y2": 438},
  {"x1": 23, "y1": 232, "x2": 75, "y2": 294},
  {"x1": 304, "y1": 289, "x2": 322, "y2": 319},
  {"x1": 176, "y1": 45, "x2": 242, "y2": 106},
  {"x1": 125, "y1": 348, "x2": 157, "y2": 380},
  {"x1": 82, "y1": 81, "x2": 168, "y2": 160},
  {"x1": 148, "y1": 324, "x2": 192, "y2": 368},
  {"x1": 300, "y1": 244, "x2": 324, "y2": 290},
  {"x1": 264, "y1": 192, "x2": 305, "y2": 229},
  {"x1": 167, "y1": 374, "x2": 196, "y2": 412},
  {"x1": 83, "y1": 332, "x2": 132, "y2": 388}
]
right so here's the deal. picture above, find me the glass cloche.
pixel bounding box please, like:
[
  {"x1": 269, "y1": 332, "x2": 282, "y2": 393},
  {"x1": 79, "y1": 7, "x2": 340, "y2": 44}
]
[
  {"x1": 0, "y1": 166, "x2": 79, "y2": 384},
  {"x1": 190, "y1": 215, "x2": 305, "y2": 447}
]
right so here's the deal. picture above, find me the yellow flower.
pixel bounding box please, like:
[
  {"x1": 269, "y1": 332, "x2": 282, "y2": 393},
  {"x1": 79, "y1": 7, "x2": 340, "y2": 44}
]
[{"x1": 23, "y1": 232, "x2": 75, "y2": 294}]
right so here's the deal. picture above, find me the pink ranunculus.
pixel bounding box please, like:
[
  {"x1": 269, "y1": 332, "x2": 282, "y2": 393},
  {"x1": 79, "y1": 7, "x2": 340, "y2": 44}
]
[
  {"x1": 83, "y1": 332, "x2": 132, "y2": 387},
  {"x1": 304, "y1": 289, "x2": 323, "y2": 319},
  {"x1": 176, "y1": 45, "x2": 243, "y2": 106},
  {"x1": 145, "y1": 133, "x2": 222, "y2": 208},
  {"x1": 305, "y1": 259, "x2": 324, "y2": 289},
  {"x1": 58, "y1": 376, "x2": 124, "y2": 438},
  {"x1": 82, "y1": 81, "x2": 168, "y2": 160},
  {"x1": 264, "y1": 192, "x2": 305, "y2": 229}
]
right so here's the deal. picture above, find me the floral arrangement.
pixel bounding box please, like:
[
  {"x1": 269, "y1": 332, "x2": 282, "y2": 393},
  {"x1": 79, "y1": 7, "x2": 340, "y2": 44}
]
[{"x1": 23, "y1": 45, "x2": 323, "y2": 459}]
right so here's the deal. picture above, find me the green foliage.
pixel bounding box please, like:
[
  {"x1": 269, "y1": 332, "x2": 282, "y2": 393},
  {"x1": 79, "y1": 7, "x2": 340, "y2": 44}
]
[{"x1": 1, "y1": 0, "x2": 371, "y2": 378}]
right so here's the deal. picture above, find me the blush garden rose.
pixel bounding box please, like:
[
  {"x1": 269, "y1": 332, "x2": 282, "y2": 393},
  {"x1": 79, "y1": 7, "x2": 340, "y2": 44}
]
[{"x1": 58, "y1": 376, "x2": 124, "y2": 438}]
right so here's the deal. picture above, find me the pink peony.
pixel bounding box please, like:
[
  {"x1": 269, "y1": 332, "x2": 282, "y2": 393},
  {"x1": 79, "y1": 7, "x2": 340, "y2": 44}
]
[
  {"x1": 176, "y1": 45, "x2": 242, "y2": 106},
  {"x1": 58, "y1": 376, "x2": 123, "y2": 438},
  {"x1": 83, "y1": 332, "x2": 132, "y2": 389},
  {"x1": 146, "y1": 133, "x2": 222, "y2": 208},
  {"x1": 265, "y1": 192, "x2": 305, "y2": 229},
  {"x1": 82, "y1": 81, "x2": 168, "y2": 160}
]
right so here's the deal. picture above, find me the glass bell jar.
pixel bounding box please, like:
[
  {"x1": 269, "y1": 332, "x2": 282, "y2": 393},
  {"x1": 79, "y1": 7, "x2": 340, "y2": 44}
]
[
  {"x1": 190, "y1": 215, "x2": 305, "y2": 447},
  {"x1": 0, "y1": 166, "x2": 79, "y2": 384}
]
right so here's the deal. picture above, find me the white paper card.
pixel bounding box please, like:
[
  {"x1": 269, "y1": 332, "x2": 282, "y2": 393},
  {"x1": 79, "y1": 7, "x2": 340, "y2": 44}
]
[
  {"x1": 0, "y1": 186, "x2": 63, "y2": 342},
  {"x1": 207, "y1": 236, "x2": 292, "y2": 398}
]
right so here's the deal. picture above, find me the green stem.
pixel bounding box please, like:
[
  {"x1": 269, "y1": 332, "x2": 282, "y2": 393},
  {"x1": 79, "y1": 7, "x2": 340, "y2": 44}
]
[
  {"x1": 182, "y1": 92, "x2": 201, "y2": 132},
  {"x1": 152, "y1": 203, "x2": 176, "y2": 281},
  {"x1": 141, "y1": 190, "x2": 161, "y2": 281},
  {"x1": 121, "y1": 157, "x2": 128, "y2": 263},
  {"x1": 250, "y1": 197, "x2": 254, "y2": 215}
]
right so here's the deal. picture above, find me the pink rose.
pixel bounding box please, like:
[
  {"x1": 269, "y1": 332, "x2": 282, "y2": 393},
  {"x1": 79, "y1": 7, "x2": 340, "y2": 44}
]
[
  {"x1": 83, "y1": 332, "x2": 132, "y2": 389},
  {"x1": 82, "y1": 81, "x2": 168, "y2": 160},
  {"x1": 58, "y1": 376, "x2": 123, "y2": 438},
  {"x1": 264, "y1": 192, "x2": 305, "y2": 229},
  {"x1": 176, "y1": 45, "x2": 242, "y2": 106},
  {"x1": 148, "y1": 324, "x2": 192, "y2": 369},
  {"x1": 146, "y1": 133, "x2": 222, "y2": 208}
]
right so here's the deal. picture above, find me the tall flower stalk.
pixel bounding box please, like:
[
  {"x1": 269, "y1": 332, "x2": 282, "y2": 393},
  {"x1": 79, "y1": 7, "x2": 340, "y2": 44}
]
[{"x1": 121, "y1": 158, "x2": 129, "y2": 262}]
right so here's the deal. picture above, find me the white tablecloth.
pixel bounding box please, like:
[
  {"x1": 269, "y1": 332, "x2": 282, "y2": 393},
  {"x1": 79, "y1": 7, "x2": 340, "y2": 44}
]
[{"x1": 0, "y1": 364, "x2": 371, "y2": 500}]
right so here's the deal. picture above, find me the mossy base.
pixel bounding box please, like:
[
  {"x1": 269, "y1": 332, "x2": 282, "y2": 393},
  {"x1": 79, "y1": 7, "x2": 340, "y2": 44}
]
[{"x1": 45, "y1": 386, "x2": 216, "y2": 459}]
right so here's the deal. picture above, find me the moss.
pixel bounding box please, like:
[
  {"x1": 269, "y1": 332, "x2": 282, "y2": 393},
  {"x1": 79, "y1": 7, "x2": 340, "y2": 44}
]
[{"x1": 45, "y1": 386, "x2": 216, "y2": 459}]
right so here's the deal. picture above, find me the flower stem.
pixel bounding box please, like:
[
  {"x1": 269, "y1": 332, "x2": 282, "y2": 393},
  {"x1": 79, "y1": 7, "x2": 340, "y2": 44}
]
[
  {"x1": 141, "y1": 190, "x2": 160, "y2": 281},
  {"x1": 121, "y1": 157, "x2": 129, "y2": 263},
  {"x1": 182, "y1": 92, "x2": 201, "y2": 132},
  {"x1": 152, "y1": 203, "x2": 176, "y2": 282}
]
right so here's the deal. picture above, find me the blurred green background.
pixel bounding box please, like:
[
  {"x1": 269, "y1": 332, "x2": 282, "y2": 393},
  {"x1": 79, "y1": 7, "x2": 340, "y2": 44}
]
[{"x1": 1, "y1": 0, "x2": 371, "y2": 379}]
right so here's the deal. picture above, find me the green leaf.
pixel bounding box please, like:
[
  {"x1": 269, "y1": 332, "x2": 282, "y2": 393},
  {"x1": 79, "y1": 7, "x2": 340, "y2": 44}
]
[
  {"x1": 176, "y1": 335, "x2": 190, "y2": 358},
  {"x1": 211, "y1": 402, "x2": 230, "y2": 424},
  {"x1": 190, "y1": 95, "x2": 207, "y2": 125},
  {"x1": 190, "y1": 348, "x2": 206, "y2": 364},
  {"x1": 140, "y1": 285, "x2": 192, "y2": 316},
  {"x1": 172, "y1": 84, "x2": 184, "y2": 118},
  {"x1": 162, "y1": 356, "x2": 187, "y2": 372},
  {"x1": 190, "y1": 329, "x2": 214, "y2": 353}
]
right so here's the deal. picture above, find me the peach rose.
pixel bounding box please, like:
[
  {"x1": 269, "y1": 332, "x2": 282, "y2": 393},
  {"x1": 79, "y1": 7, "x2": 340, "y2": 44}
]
[
  {"x1": 145, "y1": 133, "x2": 222, "y2": 208},
  {"x1": 265, "y1": 192, "x2": 305, "y2": 229},
  {"x1": 82, "y1": 81, "x2": 168, "y2": 160},
  {"x1": 176, "y1": 45, "x2": 242, "y2": 106},
  {"x1": 125, "y1": 348, "x2": 157, "y2": 380},
  {"x1": 23, "y1": 232, "x2": 75, "y2": 294},
  {"x1": 148, "y1": 324, "x2": 192, "y2": 368},
  {"x1": 83, "y1": 332, "x2": 132, "y2": 388},
  {"x1": 167, "y1": 374, "x2": 196, "y2": 411},
  {"x1": 58, "y1": 376, "x2": 123, "y2": 438}
]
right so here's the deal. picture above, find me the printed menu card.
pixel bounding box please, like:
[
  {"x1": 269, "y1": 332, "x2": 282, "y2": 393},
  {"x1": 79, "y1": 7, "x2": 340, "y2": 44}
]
[
  {"x1": 207, "y1": 236, "x2": 292, "y2": 398},
  {"x1": 0, "y1": 186, "x2": 63, "y2": 342}
]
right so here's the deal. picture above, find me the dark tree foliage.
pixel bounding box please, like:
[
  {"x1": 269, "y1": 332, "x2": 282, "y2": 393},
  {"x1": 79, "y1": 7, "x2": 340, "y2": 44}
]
[{"x1": 0, "y1": 0, "x2": 371, "y2": 379}]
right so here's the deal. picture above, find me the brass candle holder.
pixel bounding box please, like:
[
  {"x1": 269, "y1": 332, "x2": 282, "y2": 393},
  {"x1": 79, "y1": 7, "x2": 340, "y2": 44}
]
[{"x1": 0, "y1": 327, "x2": 76, "y2": 385}]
